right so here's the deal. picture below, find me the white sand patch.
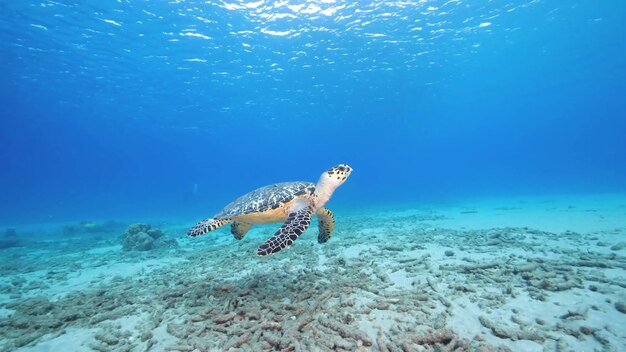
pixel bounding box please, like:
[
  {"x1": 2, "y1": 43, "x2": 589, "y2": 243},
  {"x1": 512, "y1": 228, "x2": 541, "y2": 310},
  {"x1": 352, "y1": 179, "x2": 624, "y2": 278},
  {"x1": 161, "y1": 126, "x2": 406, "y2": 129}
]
[
  {"x1": 317, "y1": 252, "x2": 330, "y2": 269},
  {"x1": 85, "y1": 245, "x2": 120, "y2": 255},
  {"x1": 0, "y1": 307, "x2": 14, "y2": 319},
  {"x1": 65, "y1": 256, "x2": 181, "y2": 284},
  {"x1": 342, "y1": 243, "x2": 371, "y2": 259},
  {"x1": 358, "y1": 307, "x2": 408, "y2": 338},
  {"x1": 20, "y1": 256, "x2": 187, "y2": 300},
  {"x1": 18, "y1": 328, "x2": 94, "y2": 352},
  {"x1": 433, "y1": 194, "x2": 626, "y2": 233},
  {"x1": 348, "y1": 194, "x2": 626, "y2": 234},
  {"x1": 114, "y1": 312, "x2": 147, "y2": 332},
  {"x1": 387, "y1": 269, "x2": 413, "y2": 290},
  {"x1": 148, "y1": 314, "x2": 189, "y2": 351}
]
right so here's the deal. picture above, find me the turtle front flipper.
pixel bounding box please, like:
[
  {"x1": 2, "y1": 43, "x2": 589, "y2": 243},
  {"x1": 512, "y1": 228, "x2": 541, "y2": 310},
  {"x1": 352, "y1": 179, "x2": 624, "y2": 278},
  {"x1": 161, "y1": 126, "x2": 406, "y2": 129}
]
[
  {"x1": 231, "y1": 221, "x2": 252, "y2": 240},
  {"x1": 317, "y1": 208, "x2": 335, "y2": 243},
  {"x1": 257, "y1": 207, "x2": 313, "y2": 256},
  {"x1": 188, "y1": 218, "x2": 232, "y2": 237}
]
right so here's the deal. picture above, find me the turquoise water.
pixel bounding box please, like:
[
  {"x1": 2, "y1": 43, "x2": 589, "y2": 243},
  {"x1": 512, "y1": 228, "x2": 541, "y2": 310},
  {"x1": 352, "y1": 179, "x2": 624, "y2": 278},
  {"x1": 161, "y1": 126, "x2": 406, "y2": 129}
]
[
  {"x1": 1, "y1": 1, "x2": 626, "y2": 351},
  {"x1": 2, "y1": 0, "x2": 625, "y2": 224}
]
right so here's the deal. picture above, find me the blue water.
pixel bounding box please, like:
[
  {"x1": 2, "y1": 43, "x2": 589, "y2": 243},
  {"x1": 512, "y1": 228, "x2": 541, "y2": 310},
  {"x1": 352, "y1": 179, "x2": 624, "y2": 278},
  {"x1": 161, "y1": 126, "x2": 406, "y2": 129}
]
[{"x1": 1, "y1": 0, "x2": 625, "y2": 225}]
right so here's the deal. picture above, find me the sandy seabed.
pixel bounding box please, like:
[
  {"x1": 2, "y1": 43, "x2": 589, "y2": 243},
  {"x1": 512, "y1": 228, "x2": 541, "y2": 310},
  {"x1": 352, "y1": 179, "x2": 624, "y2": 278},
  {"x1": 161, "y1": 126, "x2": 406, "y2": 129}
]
[{"x1": 1, "y1": 194, "x2": 625, "y2": 352}]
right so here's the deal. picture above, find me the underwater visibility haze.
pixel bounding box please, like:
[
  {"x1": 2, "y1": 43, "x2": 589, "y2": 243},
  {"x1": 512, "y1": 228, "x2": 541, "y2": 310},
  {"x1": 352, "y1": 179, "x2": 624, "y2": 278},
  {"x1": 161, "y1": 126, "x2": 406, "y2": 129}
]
[{"x1": 1, "y1": 0, "x2": 626, "y2": 351}]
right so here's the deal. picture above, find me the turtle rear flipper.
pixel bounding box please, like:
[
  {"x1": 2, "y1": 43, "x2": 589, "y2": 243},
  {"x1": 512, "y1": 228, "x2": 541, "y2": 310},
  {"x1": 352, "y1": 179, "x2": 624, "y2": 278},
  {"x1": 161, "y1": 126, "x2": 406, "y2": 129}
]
[
  {"x1": 231, "y1": 221, "x2": 252, "y2": 240},
  {"x1": 257, "y1": 207, "x2": 313, "y2": 256},
  {"x1": 317, "y1": 208, "x2": 335, "y2": 243},
  {"x1": 188, "y1": 218, "x2": 231, "y2": 237}
]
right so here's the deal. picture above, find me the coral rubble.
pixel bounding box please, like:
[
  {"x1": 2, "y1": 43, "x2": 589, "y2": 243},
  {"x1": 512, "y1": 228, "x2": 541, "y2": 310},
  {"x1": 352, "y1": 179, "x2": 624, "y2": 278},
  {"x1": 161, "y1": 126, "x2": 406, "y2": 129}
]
[
  {"x1": 121, "y1": 223, "x2": 177, "y2": 251},
  {"x1": 0, "y1": 208, "x2": 625, "y2": 351}
]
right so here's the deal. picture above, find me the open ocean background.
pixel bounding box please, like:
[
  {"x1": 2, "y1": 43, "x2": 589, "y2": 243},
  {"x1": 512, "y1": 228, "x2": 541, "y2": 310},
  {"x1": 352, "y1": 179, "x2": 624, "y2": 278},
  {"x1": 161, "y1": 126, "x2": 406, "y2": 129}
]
[
  {"x1": 1, "y1": 0, "x2": 625, "y2": 225},
  {"x1": 2, "y1": 3, "x2": 626, "y2": 351}
]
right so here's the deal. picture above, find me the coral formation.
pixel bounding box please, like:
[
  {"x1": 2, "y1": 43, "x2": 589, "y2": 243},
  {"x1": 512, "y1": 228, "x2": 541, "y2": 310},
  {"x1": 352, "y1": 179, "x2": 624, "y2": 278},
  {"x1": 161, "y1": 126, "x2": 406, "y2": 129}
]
[
  {"x1": 3, "y1": 228, "x2": 17, "y2": 238},
  {"x1": 121, "y1": 223, "x2": 177, "y2": 251},
  {"x1": 0, "y1": 228, "x2": 20, "y2": 249}
]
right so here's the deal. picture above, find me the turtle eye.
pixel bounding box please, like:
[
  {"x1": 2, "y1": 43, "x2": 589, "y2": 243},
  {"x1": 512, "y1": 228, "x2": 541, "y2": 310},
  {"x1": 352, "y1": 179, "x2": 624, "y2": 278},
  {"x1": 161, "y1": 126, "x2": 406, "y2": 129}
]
[{"x1": 337, "y1": 166, "x2": 345, "y2": 171}]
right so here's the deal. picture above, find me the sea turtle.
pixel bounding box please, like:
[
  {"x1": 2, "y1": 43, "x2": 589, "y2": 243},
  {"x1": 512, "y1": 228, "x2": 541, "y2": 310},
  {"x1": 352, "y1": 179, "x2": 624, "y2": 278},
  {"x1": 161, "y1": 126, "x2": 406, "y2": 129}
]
[{"x1": 188, "y1": 164, "x2": 353, "y2": 256}]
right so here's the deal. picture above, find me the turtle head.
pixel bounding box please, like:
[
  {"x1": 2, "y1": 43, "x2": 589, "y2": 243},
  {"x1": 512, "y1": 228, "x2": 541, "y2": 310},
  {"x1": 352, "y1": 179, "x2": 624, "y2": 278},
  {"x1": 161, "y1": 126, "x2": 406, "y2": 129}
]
[
  {"x1": 322, "y1": 164, "x2": 353, "y2": 186},
  {"x1": 312, "y1": 164, "x2": 352, "y2": 210}
]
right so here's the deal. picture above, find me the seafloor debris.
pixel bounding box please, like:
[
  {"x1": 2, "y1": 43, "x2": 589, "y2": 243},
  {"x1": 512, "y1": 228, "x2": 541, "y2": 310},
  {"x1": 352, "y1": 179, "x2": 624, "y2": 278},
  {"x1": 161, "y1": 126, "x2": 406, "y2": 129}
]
[
  {"x1": 121, "y1": 223, "x2": 177, "y2": 251},
  {"x1": 0, "y1": 212, "x2": 624, "y2": 351},
  {"x1": 3, "y1": 228, "x2": 17, "y2": 238}
]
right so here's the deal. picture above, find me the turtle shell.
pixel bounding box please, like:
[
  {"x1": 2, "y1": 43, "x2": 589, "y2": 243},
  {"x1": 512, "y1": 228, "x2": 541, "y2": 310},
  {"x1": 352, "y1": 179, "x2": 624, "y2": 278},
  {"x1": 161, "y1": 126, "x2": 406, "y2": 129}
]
[{"x1": 214, "y1": 181, "x2": 315, "y2": 219}]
